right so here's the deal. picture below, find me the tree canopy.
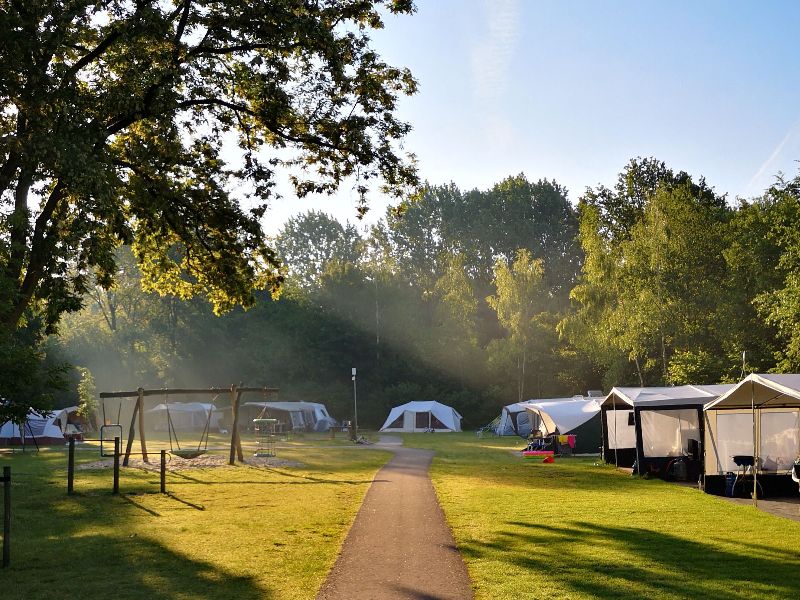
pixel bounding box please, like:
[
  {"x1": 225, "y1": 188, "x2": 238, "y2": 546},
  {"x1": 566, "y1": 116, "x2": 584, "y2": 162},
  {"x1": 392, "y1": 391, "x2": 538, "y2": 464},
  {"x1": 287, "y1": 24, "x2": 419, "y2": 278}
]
[{"x1": 0, "y1": 0, "x2": 418, "y2": 334}]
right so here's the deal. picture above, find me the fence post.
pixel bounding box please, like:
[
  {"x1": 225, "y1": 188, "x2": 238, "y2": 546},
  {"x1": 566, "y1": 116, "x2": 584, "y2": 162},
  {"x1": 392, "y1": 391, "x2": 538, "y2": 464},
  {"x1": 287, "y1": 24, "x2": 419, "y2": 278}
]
[
  {"x1": 67, "y1": 438, "x2": 75, "y2": 494},
  {"x1": 113, "y1": 437, "x2": 120, "y2": 495},
  {"x1": 3, "y1": 466, "x2": 10, "y2": 568},
  {"x1": 160, "y1": 450, "x2": 166, "y2": 494}
]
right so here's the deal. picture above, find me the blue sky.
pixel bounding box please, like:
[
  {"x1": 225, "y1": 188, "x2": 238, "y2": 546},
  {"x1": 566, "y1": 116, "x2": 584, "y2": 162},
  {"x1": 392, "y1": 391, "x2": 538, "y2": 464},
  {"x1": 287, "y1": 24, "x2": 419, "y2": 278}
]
[{"x1": 264, "y1": 0, "x2": 800, "y2": 232}]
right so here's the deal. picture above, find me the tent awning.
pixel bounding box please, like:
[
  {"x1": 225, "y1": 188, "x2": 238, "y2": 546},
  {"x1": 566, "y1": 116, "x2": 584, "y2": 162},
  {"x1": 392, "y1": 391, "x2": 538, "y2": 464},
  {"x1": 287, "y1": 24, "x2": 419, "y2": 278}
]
[
  {"x1": 704, "y1": 374, "x2": 800, "y2": 410},
  {"x1": 523, "y1": 399, "x2": 600, "y2": 435},
  {"x1": 601, "y1": 384, "x2": 734, "y2": 409}
]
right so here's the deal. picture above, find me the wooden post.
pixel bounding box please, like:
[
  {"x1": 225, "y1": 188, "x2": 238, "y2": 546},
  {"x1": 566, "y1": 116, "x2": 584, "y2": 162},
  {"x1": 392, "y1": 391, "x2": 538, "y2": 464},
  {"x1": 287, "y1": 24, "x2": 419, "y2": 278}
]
[
  {"x1": 67, "y1": 438, "x2": 75, "y2": 494},
  {"x1": 229, "y1": 384, "x2": 240, "y2": 465},
  {"x1": 236, "y1": 388, "x2": 244, "y2": 462},
  {"x1": 160, "y1": 450, "x2": 166, "y2": 494},
  {"x1": 2, "y1": 466, "x2": 10, "y2": 568},
  {"x1": 113, "y1": 437, "x2": 120, "y2": 495},
  {"x1": 137, "y1": 388, "x2": 149, "y2": 463},
  {"x1": 123, "y1": 396, "x2": 140, "y2": 467}
]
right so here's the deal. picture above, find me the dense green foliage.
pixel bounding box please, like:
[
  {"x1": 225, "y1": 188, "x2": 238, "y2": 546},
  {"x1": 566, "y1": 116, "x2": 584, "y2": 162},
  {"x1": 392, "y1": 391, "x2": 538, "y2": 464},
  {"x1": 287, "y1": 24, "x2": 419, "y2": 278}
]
[
  {"x1": 46, "y1": 161, "x2": 800, "y2": 428},
  {"x1": 0, "y1": 0, "x2": 418, "y2": 419}
]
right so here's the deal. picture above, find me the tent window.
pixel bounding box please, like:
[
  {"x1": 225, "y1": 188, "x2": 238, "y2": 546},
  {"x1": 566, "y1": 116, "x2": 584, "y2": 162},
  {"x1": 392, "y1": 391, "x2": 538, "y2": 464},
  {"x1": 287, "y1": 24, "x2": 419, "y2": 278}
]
[
  {"x1": 608, "y1": 410, "x2": 636, "y2": 449},
  {"x1": 431, "y1": 415, "x2": 446, "y2": 429},
  {"x1": 760, "y1": 411, "x2": 799, "y2": 472},
  {"x1": 715, "y1": 413, "x2": 753, "y2": 472},
  {"x1": 628, "y1": 412, "x2": 635, "y2": 426},
  {"x1": 641, "y1": 409, "x2": 699, "y2": 457},
  {"x1": 388, "y1": 415, "x2": 404, "y2": 429},
  {"x1": 416, "y1": 411, "x2": 429, "y2": 429}
]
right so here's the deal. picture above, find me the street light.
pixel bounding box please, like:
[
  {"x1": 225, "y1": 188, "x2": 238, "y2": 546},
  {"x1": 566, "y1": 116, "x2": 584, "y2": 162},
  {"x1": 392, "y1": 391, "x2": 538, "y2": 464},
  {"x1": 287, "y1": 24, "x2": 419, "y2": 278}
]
[{"x1": 351, "y1": 367, "x2": 358, "y2": 439}]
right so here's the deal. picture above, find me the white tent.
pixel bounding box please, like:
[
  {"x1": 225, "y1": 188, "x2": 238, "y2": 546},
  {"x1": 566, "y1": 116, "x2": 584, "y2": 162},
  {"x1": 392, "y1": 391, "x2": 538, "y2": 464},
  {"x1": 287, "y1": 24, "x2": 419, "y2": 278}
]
[
  {"x1": 524, "y1": 398, "x2": 600, "y2": 435},
  {"x1": 241, "y1": 401, "x2": 336, "y2": 432},
  {"x1": 380, "y1": 401, "x2": 462, "y2": 432},
  {"x1": 522, "y1": 398, "x2": 602, "y2": 453},
  {"x1": 145, "y1": 402, "x2": 222, "y2": 432},
  {"x1": 0, "y1": 409, "x2": 67, "y2": 446},
  {"x1": 704, "y1": 374, "x2": 800, "y2": 480},
  {"x1": 495, "y1": 401, "x2": 538, "y2": 436},
  {"x1": 600, "y1": 384, "x2": 734, "y2": 469}
]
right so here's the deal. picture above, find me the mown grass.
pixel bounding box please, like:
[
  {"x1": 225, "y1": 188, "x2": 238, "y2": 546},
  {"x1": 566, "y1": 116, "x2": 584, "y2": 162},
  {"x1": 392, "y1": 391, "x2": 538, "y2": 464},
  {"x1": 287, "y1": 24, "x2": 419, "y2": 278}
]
[
  {"x1": 0, "y1": 435, "x2": 389, "y2": 600},
  {"x1": 401, "y1": 432, "x2": 800, "y2": 600}
]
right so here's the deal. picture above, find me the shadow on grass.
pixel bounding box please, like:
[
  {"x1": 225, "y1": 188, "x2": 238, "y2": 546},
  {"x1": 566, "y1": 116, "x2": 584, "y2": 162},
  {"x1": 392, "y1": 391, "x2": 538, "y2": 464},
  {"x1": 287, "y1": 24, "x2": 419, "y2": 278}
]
[
  {"x1": 4, "y1": 532, "x2": 273, "y2": 600},
  {"x1": 461, "y1": 520, "x2": 800, "y2": 599}
]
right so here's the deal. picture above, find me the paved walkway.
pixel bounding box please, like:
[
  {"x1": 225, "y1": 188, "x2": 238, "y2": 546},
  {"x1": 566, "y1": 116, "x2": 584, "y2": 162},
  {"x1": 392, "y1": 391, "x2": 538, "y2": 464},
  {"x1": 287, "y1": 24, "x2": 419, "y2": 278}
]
[{"x1": 317, "y1": 437, "x2": 473, "y2": 600}]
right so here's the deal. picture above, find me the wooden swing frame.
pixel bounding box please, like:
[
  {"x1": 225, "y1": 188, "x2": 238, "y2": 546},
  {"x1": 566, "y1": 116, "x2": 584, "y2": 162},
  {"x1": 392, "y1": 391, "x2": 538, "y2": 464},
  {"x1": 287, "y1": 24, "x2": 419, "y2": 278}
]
[{"x1": 98, "y1": 385, "x2": 279, "y2": 466}]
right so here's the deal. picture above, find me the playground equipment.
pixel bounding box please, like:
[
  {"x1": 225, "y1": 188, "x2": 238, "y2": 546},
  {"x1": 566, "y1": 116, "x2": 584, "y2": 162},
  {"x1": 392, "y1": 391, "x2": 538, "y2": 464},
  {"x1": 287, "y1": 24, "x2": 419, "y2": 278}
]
[
  {"x1": 164, "y1": 395, "x2": 215, "y2": 459},
  {"x1": 253, "y1": 418, "x2": 278, "y2": 457},
  {"x1": 98, "y1": 385, "x2": 278, "y2": 465}
]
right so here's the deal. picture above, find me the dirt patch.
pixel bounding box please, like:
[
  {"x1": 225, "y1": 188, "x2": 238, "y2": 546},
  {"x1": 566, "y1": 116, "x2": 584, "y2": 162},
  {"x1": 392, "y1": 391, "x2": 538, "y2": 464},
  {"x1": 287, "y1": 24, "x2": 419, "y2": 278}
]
[{"x1": 78, "y1": 454, "x2": 302, "y2": 472}]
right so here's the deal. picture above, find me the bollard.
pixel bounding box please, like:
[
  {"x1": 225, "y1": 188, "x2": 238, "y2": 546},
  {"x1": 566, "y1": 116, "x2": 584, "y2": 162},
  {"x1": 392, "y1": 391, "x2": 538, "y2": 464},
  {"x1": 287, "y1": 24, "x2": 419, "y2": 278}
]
[
  {"x1": 3, "y1": 466, "x2": 10, "y2": 568},
  {"x1": 113, "y1": 437, "x2": 120, "y2": 495},
  {"x1": 67, "y1": 437, "x2": 75, "y2": 494},
  {"x1": 160, "y1": 450, "x2": 166, "y2": 494}
]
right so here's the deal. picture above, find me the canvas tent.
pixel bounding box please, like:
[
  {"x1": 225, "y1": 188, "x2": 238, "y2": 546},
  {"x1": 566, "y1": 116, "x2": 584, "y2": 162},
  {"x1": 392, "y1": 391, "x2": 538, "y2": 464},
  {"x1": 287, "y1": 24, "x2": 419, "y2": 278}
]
[
  {"x1": 495, "y1": 401, "x2": 538, "y2": 436},
  {"x1": 241, "y1": 401, "x2": 336, "y2": 432},
  {"x1": 380, "y1": 401, "x2": 462, "y2": 432},
  {"x1": 523, "y1": 398, "x2": 602, "y2": 454},
  {"x1": 600, "y1": 384, "x2": 734, "y2": 477},
  {"x1": 703, "y1": 374, "x2": 800, "y2": 497},
  {"x1": 145, "y1": 402, "x2": 222, "y2": 432},
  {"x1": 0, "y1": 409, "x2": 67, "y2": 446}
]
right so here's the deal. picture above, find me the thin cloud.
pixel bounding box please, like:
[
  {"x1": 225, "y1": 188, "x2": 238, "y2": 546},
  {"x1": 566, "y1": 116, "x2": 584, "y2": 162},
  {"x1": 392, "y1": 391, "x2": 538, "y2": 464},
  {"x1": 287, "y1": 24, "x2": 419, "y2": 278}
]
[
  {"x1": 742, "y1": 119, "x2": 800, "y2": 197},
  {"x1": 471, "y1": 0, "x2": 521, "y2": 103}
]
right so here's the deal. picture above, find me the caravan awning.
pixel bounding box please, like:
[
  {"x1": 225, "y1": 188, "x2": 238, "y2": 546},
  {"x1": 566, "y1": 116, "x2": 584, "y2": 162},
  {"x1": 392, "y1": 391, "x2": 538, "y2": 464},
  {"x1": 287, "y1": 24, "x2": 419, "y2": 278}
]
[
  {"x1": 601, "y1": 384, "x2": 734, "y2": 409},
  {"x1": 704, "y1": 374, "x2": 800, "y2": 410},
  {"x1": 524, "y1": 399, "x2": 599, "y2": 435}
]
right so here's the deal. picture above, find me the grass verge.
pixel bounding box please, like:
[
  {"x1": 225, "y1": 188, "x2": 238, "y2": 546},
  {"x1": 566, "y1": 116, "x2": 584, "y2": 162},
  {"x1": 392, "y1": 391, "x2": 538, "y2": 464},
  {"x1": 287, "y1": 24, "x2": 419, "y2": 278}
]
[{"x1": 401, "y1": 432, "x2": 800, "y2": 600}]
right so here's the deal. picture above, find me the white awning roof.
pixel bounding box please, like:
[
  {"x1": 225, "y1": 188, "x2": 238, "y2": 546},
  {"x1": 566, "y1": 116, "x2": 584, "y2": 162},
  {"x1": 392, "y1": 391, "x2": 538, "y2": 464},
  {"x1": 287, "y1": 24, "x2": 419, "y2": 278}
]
[
  {"x1": 704, "y1": 374, "x2": 800, "y2": 410},
  {"x1": 523, "y1": 399, "x2": 600, "y2": 435},
  {"x1": 600, "y1": 384, "x2": 734, "y2": 409}
]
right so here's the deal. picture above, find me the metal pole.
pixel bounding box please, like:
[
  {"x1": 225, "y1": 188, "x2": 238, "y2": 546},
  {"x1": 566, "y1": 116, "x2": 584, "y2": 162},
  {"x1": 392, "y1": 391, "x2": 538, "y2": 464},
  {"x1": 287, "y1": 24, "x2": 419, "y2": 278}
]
[
  {"x1": 67, "y1": 438, "x2": 75, "y2": 494},
  {"x1": 751, "y1": 379, "x2": 758, "y2": 507},
  {"x1": 352, "y1": 368, "x2": 358, "y2": 438},
  {"x1": 160, "y1": 450, "x2": 166, "y2": 494},
  {"x1": 113, "y1": 437, "x2": 120, "y2": 495},
  {"x1": 3, "y1": 466, "x2": 10, "y2": 568}
]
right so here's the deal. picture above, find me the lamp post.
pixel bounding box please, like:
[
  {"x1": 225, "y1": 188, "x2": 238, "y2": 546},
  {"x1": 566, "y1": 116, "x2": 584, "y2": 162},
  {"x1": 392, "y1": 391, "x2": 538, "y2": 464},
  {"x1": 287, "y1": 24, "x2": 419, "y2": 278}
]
[{"x1": 351, "y1": 367, "x2": 358, "y2": 439}]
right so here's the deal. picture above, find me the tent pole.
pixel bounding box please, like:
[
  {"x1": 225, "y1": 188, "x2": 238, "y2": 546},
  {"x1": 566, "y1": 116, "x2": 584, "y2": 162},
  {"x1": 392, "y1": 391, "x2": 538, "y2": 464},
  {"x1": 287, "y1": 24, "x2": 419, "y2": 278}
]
[
  {"x1": 751, "y1": 378, "x2": 758, "y2": 507},
  {"x1": 613, "y1": 403, "x2": 619, "y2": 468}
]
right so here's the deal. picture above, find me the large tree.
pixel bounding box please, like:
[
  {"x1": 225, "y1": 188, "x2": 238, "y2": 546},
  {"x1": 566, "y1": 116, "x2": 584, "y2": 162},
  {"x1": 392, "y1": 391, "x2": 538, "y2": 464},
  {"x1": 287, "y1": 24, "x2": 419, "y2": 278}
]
[{"x1": 0, "y1": 0, "x2": 418, "y2": 337}]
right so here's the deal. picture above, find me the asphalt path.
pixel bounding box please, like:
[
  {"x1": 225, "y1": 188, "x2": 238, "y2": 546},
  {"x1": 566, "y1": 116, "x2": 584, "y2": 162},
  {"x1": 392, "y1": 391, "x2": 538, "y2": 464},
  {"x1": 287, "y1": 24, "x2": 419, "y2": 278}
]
[{"x1": 316, "y1": 436, "x2": 473, "y2": 600}]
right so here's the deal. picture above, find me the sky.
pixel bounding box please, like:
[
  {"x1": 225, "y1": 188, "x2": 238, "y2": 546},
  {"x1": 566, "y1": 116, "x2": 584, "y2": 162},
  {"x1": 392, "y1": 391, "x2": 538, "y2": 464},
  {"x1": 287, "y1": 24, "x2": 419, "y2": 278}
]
[{"x1": 263, "y1": 0, "x2": 800, "y2": 233}]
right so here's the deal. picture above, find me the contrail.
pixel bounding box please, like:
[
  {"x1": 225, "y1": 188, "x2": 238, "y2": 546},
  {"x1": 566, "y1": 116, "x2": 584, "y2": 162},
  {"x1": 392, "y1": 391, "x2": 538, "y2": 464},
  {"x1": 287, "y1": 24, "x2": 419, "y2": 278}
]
[{"x1": 743, "y1": 119, "x2": 800, "y2": 197}]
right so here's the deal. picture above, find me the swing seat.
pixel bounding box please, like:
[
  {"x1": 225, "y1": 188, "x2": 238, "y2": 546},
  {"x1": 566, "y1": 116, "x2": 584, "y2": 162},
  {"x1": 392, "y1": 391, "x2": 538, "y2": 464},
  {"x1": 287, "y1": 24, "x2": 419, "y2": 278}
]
[{"x1": 171, "y1": 449, "x2": 207, "y2": 459}]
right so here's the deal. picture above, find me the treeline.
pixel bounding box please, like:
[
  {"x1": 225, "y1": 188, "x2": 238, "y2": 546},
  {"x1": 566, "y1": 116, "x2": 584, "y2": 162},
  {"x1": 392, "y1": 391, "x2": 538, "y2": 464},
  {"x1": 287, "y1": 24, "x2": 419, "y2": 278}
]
[{"x1": 51, "y1": 158, "x2": 800, "y2": 428}]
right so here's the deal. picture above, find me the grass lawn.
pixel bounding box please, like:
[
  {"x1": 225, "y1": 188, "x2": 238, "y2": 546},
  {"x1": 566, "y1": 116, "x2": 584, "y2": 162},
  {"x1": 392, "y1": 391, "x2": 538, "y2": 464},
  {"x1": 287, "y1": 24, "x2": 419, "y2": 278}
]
[
  {"x1": 0, "y1": 434, "x2": 389, "y2": 600},
  {"x1": 401, "y1": 432, "x2": 800, "y2": 600}
]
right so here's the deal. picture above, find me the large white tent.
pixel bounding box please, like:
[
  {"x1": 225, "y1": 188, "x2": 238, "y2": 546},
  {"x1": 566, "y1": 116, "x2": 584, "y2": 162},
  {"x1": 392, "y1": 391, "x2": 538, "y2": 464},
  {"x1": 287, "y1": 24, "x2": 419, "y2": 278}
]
[
  {"x1": 0, "y1": 409, "x2": 67, "y2": 446},
  {"x1": 523, "y1": 398, "x2": 601, "y2": 453},
  {"x1": 600, "y1": 384, "x2": 733, "y2": 473},
  {"x1": 495, "y1": 401, "x2": 538, "y2": 436},
  {"x1": 241, "y1": 401, "x2": 336, "y2": 432},
  {"x1": 145, "y1": 402, "x2": 222, "y2": 432},
  {"x1": 703, "y1": 374, "x2": 800, "y2": 497},
  {"x1": 380, "y1": 401, "x2": 462, "y2": 432}
]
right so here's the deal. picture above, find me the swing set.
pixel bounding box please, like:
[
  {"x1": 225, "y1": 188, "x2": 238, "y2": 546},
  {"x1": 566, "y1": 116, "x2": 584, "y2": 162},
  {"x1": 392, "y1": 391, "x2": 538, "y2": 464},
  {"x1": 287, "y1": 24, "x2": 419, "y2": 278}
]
[{"x1": 98, "y1": 385, "x2": 278, "y2": 466}]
